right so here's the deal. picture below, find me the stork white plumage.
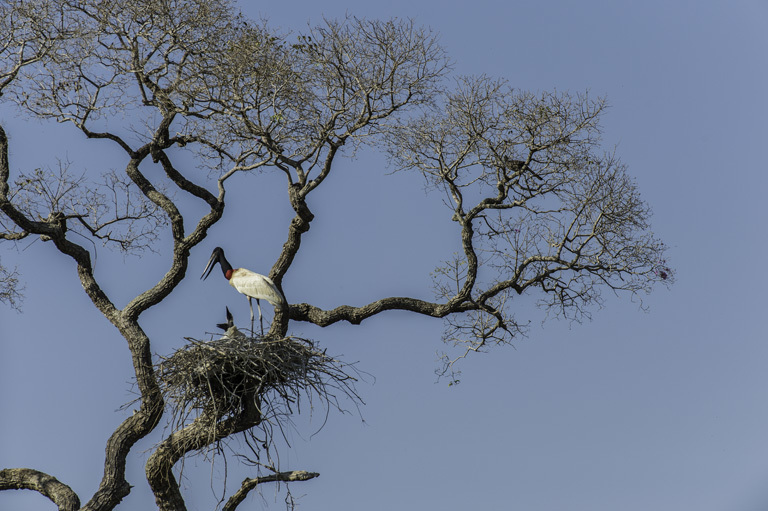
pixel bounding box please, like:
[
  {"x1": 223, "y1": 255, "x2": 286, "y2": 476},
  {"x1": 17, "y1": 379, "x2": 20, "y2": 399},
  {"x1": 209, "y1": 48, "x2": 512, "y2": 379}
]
[{"x1": 201, "y1": 247, "x2": 285, "y2": 335}]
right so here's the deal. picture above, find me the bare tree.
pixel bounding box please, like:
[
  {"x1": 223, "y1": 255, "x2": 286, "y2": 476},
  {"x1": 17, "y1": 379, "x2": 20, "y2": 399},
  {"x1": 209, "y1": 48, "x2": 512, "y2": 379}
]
[
  {"x1": 384, "y1": 77, "x2": 672, "y2": 378},
  {"x1": 0, "y1": 1, "x2": 672, "y2": 510}
]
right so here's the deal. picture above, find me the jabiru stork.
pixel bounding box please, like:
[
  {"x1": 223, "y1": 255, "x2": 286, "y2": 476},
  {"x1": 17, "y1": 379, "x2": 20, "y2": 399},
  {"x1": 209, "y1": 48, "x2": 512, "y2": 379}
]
[{"x1": 201, "y1": 247, "x2": 285, "y2": 335}]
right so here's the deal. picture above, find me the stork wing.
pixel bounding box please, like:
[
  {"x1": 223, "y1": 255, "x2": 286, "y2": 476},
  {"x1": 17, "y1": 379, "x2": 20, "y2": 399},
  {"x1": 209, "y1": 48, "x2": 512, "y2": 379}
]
[{"x1": 229, "y1": 270, "x2": 285, "y2": 306}]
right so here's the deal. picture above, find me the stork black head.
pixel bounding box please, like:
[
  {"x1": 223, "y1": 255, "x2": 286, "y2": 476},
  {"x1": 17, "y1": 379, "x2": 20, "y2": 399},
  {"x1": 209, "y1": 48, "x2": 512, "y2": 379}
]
[
  {"x1": 216, "y1": 306, "x2": 234, "y2": 331},
  {"x1": 201, "y1": 247, "x2": 232, "y2": 280}
]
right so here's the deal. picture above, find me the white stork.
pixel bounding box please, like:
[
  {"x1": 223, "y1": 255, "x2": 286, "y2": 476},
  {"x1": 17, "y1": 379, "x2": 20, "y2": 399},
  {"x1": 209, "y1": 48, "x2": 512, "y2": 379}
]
[{"x1": 201, "y1": 247, "x2": 285, "y2": 335}]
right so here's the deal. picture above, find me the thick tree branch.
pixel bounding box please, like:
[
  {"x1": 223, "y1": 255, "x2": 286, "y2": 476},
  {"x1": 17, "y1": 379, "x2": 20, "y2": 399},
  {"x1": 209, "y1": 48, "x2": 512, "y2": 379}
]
[
  {"x1": 223, "y1": 470, "x2": 320, "y2": 511},
  {"x1": 121, "y1": 138, "x2": 225, "y2": 321},
  {"x1": 153, "y1": 149, "x2": 219, "y2": 208},
  {"x1": 82, "y1": 321, "x2": 164, "y2": 511},
  {"x1": 289, "y1": 296, "x2": 474, "y2": 327},
  {"x1": 0, "y1": 468, "x2": 80, "y2": 511},
  {"x1": 0, "y1": 125, "x2": 121, "y2": 322},
  {"x1": 0, "y1": 231, "x2": 28, "y2": 240},
  {"x1": 146, "y1": 404, "x2": 261, "y2": 511}
]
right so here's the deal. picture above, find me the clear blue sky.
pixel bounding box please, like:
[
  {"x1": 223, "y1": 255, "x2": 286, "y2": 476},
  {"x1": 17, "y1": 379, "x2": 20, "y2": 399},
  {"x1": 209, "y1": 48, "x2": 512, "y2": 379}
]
[{"x1": 2, "y1": 1, "x2": 768, "y2": 510}]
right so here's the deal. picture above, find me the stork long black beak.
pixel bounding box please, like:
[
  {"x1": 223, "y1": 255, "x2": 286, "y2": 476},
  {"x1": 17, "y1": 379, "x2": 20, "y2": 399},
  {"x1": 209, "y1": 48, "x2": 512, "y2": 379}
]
[{"x1": 201, "y1": 249, "x2": 220, "y2": 280}]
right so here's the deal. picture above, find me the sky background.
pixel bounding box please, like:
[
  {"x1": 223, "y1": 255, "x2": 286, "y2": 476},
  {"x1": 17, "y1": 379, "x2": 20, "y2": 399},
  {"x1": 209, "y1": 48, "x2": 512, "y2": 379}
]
[{"x1": 2, "y1": 1, "x2": 768, "y2": 510}]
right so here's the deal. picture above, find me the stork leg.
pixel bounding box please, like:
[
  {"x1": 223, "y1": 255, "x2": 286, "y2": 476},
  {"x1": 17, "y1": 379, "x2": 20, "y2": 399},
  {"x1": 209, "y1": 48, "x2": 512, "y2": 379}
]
[
  {"x1": 248, "y1": 296, "x2": 255, "y2": 338},
  {"x1": 257, "y1": 299, "x2": 264, "y2": 336}
]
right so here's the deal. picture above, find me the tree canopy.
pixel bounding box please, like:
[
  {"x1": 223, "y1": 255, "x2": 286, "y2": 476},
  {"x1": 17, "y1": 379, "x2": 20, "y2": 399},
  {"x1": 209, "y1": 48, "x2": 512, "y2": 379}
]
[{"x1": 0, "y1": 1, "x2": 672, "y2": 509}]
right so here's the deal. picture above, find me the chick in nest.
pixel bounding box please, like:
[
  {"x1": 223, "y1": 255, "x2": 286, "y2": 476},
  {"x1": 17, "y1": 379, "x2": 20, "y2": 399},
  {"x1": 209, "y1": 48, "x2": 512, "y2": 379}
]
[{"x1": 216, "y1": 307, "x2": 247, "y2": 341}]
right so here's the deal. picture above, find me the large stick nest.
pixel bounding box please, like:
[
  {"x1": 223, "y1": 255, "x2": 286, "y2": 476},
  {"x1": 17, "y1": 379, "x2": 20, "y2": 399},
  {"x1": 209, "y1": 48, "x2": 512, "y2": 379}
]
[{"x1": 156, "y1": 334, "x2": 361, "y2": 433}]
